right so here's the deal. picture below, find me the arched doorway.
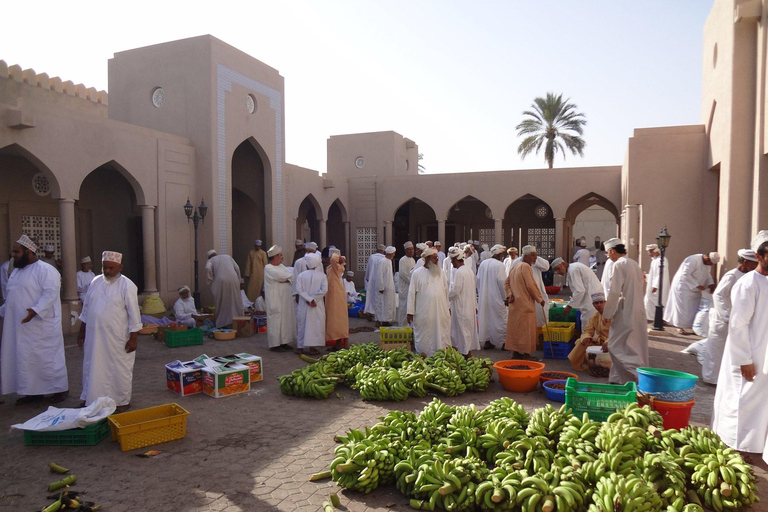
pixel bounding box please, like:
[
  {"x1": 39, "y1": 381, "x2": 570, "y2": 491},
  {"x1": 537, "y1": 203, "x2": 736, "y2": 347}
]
[
  {"x1": 0, "y1": 144, "x2": 60, "y2": 261},
  {"x1": 565, "y1": 193, "x2": 620, "y2": 260},
  {"x1": 327, "y1": 199, "x2": 348, "y2": 255},
  {"x1": 78, "y1": 163, "x2": 144, "y2": 290},
  {"x1": 232, "y1": 139, "x2": 267, "y2": 271},
  {"x1": 446, "y1": 196, "x2": 494, "y2": 248},
  {"x1": 503, "y1": 194, "x2": 556, "y2": 260},
  {"x1": 297, "y1": 195, "x2": 322, "y2": 245},
  {"x1": 393, "y1": 198, "x2": 437, "y2": 269}
]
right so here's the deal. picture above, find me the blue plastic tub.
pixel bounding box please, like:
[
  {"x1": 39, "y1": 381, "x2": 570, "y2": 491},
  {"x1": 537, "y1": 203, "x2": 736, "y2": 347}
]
[
  {"x1": 543, "y1": 380, "x2": 567, "y2": 403},
  {"x1": 637, "y1": 367, "x2": 698, "y2": 396}
]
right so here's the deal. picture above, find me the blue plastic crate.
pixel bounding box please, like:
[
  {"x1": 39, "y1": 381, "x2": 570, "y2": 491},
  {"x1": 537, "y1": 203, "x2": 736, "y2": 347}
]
[{"x1": 543, "y1": 340, "x2": 575, "y2": 360}]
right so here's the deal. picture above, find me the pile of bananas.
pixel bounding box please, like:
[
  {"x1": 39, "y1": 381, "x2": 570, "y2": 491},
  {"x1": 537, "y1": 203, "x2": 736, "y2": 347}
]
[
  {"x1": 318, "y1": 398, "x2": 760, "y2": 512},
  {"x1": 276, "y1": 366, "x2": 341, "y2": 399},
  {"x1": 353, "y1": 366, "x2": 426, "y2": 401}
]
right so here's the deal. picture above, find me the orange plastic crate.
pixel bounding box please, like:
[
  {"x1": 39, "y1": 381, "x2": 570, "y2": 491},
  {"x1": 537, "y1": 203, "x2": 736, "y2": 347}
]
[{"x1": 108, "y1": 403, "x2": 189, "y2": 451}]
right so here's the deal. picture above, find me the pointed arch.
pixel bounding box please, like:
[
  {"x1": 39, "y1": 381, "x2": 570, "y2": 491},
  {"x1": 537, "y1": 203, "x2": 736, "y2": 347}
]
[
  {"x1": 328, "y1": 198, "x2": 348, "y2": 222},
  {"x1": 0, "y1": 143, "x2": 62, "y2": 199},
  {"x1": 565, "y1": 192, "x2": 619, "y2": 224},
  {"x1": 445, "y1": 195, "x2": 495, "y2": 221},
  {"x1": 445, "y1": 195, "x2": 495, "y2": 248},
  {"x1": 503, "y1": 194, "x2": 556, "y2": 258}
]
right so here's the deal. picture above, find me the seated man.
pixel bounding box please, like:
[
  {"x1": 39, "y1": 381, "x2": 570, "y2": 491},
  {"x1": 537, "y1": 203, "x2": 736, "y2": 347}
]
[
  {"x1": 344, "y1": 271, "x2": 361, "y2": 304},
  {"x1": 240, "y1": 278, "x2": 255, "y2": 313},
  {"x1": 173, "y1": 286, "x2": 202, "y2": 328},
  {"x1": 568, "y1": 292, "x2": 612, "y2": 371}
]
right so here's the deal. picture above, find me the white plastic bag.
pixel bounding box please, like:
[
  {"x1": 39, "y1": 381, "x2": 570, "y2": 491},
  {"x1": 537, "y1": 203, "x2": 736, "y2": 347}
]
[
  {"x1": 11, "y1": 396, "x2": 116, "y2": 431},
  {"x1": 692, "y1": 292, "x2": 712, "y2": 337}
]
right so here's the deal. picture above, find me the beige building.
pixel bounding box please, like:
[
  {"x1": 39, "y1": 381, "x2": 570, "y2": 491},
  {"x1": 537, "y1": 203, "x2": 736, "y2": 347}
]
[{"x1": 0, "y1": 0, "x2": 763, "y2": 331}]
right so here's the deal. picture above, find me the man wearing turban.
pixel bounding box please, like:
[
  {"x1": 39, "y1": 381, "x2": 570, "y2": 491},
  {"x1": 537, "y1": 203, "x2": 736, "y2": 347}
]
[
  {"x1": 264, "y1": 246, "x2": 296, "y2": 352},
  {"x1": 664, "y1": 251, "x2": 719, "y2": 335},
  {"x1": 173, "y1": 285, "x2": 200, "y2": 328},
  {"x1": 407, "y1": 247, "x2": 451, "y2": 356},
  {"x1": 504, "y1": 245, "x2": 545, "y2": 359}
]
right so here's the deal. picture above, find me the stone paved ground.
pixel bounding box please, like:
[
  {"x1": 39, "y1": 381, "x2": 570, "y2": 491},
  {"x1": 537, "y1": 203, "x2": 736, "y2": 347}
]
[{"x1": 1, "y1": 318, "x2": 767, "y2": 512}]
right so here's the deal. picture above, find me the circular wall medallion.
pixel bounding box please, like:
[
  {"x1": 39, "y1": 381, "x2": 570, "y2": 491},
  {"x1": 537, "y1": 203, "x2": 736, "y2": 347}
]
[
  {"x1": 151, "y1": 87, "x2": 165, "y2": 108},
  {"x1": 535, "y1": 204, "x2": 549, "y2": 218},
  {"x1": 355, "y1": 157, "x2": 365, "y2": 169},
  {"x1": 32, "y1": 173, "x2": 51, "y2": 196},
  {"x1": 246, "y1": 94, "x2": 256, "y2": 114}
]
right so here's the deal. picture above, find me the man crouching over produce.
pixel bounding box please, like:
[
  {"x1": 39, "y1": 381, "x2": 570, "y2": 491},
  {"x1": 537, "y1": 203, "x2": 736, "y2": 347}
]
[{"x1": 568, "y1": 292, "x2": 611, "y2": 371}]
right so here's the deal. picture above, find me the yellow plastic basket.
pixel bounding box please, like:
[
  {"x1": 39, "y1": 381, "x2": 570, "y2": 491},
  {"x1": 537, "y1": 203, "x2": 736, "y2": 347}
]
[
  {"x1": 379, "y1": 327, "x2": 413, "y2": 343},
  {"x1": 543, "y1": 322, "x2": 577, "y2": 342},
  {"x1": 108, "y1": 403, "x2": 189, "y2": 452}
]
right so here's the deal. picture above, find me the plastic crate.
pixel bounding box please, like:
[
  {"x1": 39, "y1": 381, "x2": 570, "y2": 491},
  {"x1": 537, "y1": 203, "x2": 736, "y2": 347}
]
[
  {"x1": 549, "y1": 303, "x2": 579, "y2": 323},
  {"x1": 542, "y1": 322, "x2": 577, "y2": 342},
  {"x1": 165, "y1": 328, "x2": 204, "y2": 347},
  {"x1": 565, "y1": 378, "x2": 637, "y2": 422},
  {"x1": 108, "y1": 403, "x2": 190, "y2": 452},
  {"x1": 543, "y1": 340, "x2": 575, "y2": 360},
  {"x1": 24, "y1": 419, "x2": 111, "y2": 446},
  {"x1": 379, "y1": 327, "x2": 413, "y2": 350}
]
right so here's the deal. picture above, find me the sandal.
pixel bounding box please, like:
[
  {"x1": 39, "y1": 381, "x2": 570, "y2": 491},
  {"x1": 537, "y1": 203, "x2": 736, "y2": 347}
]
[
  {"x1": 15, "y1": 395, "x2": 43, "y2": 405},
  {"x1": 49, "y1": 391, "x2": 69, "y2": 404}
]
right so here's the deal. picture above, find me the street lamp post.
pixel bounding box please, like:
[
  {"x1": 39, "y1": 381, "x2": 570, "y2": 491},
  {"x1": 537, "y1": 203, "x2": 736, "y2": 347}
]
[
  {"x1": 184, "y1": 198, "x2": 208, "y2": 309},
  {"x1": 652, "y1": 226, "x2": 671, "y2": 331}
]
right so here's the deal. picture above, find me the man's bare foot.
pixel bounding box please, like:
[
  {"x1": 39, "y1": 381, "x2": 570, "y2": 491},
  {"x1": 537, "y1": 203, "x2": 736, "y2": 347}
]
[
  {"x1": 307, "y1": 347, "x2": 320, "y2": 356},
  {"x1": 483, "y1": 341, "x2": 494, "y2": 350}
]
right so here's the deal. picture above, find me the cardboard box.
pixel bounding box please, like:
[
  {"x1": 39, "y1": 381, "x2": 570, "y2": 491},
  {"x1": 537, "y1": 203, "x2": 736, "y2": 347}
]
[
  {"x1": 212, "y1": 353, "x2": 263, "y2": 383},
  {"x1": 202, "y1": 364, "x2": 250, "y2": 398},
  {"x1": 165, "y1": 360, "x2": 204, "y2": 396},
  {"x1": 233, "y1": 316, "x2": 254, "y2": 337},
  {"x1": 380, "y1": 341, "x2": 412, "y2": 351},
  {"x1": 195, "y1": 313, "x2": 215, "y2": 326},
  {"x1": 155, "y1": 324, "x2": 189, "y2": 342}
]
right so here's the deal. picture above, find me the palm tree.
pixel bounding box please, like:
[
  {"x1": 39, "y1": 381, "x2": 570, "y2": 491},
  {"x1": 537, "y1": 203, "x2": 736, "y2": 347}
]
[{"x1": 516, "y1": 93, "x2": 587, "y2": 169}]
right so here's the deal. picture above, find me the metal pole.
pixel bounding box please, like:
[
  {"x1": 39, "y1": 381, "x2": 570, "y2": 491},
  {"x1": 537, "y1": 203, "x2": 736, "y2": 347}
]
[
  {"x1": 652, "y1": 247, "x2": 666, "y2": 331},
  {"x1": 193, "y1": 209, "x2": 201, "y2": 309}
]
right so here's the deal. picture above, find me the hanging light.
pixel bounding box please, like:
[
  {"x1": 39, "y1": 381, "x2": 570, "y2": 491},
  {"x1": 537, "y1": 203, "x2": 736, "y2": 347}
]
[
  {"x1": 183, "y1": 198, "x2": 193, "y2": 221},
  {"x1": 198, "y1": 199, "x2": 208, "y2": 222},
  {"x1": 657, "y1": 226, "x2": 671, "y2": 248}
]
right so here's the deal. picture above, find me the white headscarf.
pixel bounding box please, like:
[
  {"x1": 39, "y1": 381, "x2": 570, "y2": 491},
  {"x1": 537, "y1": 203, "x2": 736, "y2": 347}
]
[
  {"x1": 305, "y1": 252, "x2": 322, "y2": 269},
  {"x1": 385, "y1": 246, "x2": 396, "y2": 254},
  {"x1": 422, "y1": 247, "x2": 437, "y2": 259},
  {"x1": 752, "y1": 230, "x2": 768, "y2": 253},
  {"x1": 738, "y1": 249, "x2": 758, "y2": 262},
  {"x1": 267, "y1": 245, "x2": 281, "y2": 258},
  {"x1": 178, "y1": 285, "x2": 191, "y2": 294},
  {"x1": 551, "y1": 257, "x2": 565, "y2": 268},
  {"x1": 604, "y1": 238, "x2": 622, "y2": 251},
  {"x1": 207, "y1": 249, "x2": 217, "y2": 257},
  {"x1": 709, "y1": 252, "x2": 721, "y2": 264},
  {"x1": 491, "y1": 244, "x2": 506, "y2": 256}
]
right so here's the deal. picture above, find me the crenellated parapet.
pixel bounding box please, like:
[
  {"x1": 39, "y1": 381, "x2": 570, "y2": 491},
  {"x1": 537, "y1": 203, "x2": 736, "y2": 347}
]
[{"x1": 0, "y1": 59, "x2": 108, "y2": 105}]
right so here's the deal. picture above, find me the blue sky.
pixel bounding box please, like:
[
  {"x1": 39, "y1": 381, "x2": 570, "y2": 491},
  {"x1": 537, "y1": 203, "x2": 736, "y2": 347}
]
[{"x1": 2, "y1": 1, "x2": 714, "y2": 174}]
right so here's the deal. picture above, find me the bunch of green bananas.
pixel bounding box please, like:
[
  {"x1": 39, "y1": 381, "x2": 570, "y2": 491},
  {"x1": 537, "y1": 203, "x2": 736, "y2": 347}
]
[
  {"x1": 478, "y1": 418, "x2": 526, "y2": 461},
  {"x1": 525, "y1": 404, "x2": 572, "y2": 443},
  {"x1": 495, "y1": 436, "x2": 556, "y2": 473},
  {"x1": 633, "y1": 452, "x2": 687, "y2": 506},
  {"x1": 690, "y1": 452, "x2": 759, "y2": 511},
  {"x1": 410, "y1": 457, "x2": 488, "y2": 511},
  {"x1": 425, "y1": 365, "x2": 467, "y2": 397},
  {"x1": 461, "y1": 357, "x2": 493, "y2": 392},
  {"x1": 394, "y1": 444, "x2": 447, "y2": 497},
  {"x1": 666, "y1": 426, "x2": 729, "y2": 456},
  {"x1": 558, "y1": 412, "x2": 600, "y2": 466},
  {"x1": 386, "y1": 346, "x2": 416, "y2": 367},
  {"x1": 277, "y1": 367, "x2": 340, "y2": 398},
  {"x1": 354, "y1": 366, "x2": 426, "y2": 401},
  {"x1": 606, "y1": 403, "x2": 663, "y2": 430},
  {"x1": 475, "y1": 467, "x2": 525, "y2": 511},
  {"x1": 587, "y1": 473, "x2": 663, "y2": 512},
  {"x1": 595, "y1": 421, "x2": 647, "y2": 459},
  {"x1": 408, "y1": 399, "x2": 455, "y2": 445},
  {"x1": 479, "y1": 397, "x2": 531, "y2": 429},
  {"x1": 515, "y1": 466, "x2": 588, "y2": 512},
  {"x1": 330, "y1": 430, "x2": 396, "y2": 493}
]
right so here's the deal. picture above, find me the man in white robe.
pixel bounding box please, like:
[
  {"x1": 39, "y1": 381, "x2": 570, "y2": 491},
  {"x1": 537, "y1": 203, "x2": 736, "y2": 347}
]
[
  {"x1": 664, "y1": 251, "x2": 719, "y2": 334},
  {"x1": 701, "y1": 249, "x2": 757, "y2": 384},
  {"x1": 0, "y1": 254, "x2": 14, "y2": 302},
  {"x1": 363, "y1": 244, "x2": 386, "y2": 318},
  {"x1": 595, "y1": 241, "x2": 608, "y2": 280},
  {"x1": 477, "y1": 245, "x2": 508, "y2": 350},
  {"x1": 1, "y1": 235, "x2": 68, "y2": 404},
  {"x1": 40, "y1": 243, "x2": 60, "y2": 271},
  {"x1": 78, "y1": 250, "x2": 141, "y2": 412},
  {"x1": 643, "y1": 244, "x2": 670, "y2": 322},
  {"x1": 480, "y1": 243, "x2": 492, "y2": 264},
  {"x1": 411, "y1": 243, "x2": 428, "y2": 276},
  {"x1": 376, "y1": 246, "x2": 397, "y2": 325},
  {"x1": 240, "y1": 279, "x2": 255, "y2": 312},
  {"x1": 264, "y1": 245, "x2": 295, "y2": 352},
  {"x1": 344, "y1": 271, "x2": 360, "y2": 303},
  {"x1": 573, "y1": 239, "x2": 591, "y2": 267},
  {"x1": 552, "y1": 257, "x2": 603, "y2": 328},
  {"x1": 173, "y1": 285, "x2": 200, "y2": 328},
  {"x1": 407, "y1": 248, "x2": 451, "y2": 356},
  {"x1": 601, "y1": 240, "x2": 649, "y2": 384},
  {"x1": 205, "y1": 249, "x2": 244, "y2": 328},
  {"x1": 435, "y1": 241, "x2": 445, "y2": 268},
  {"x1": 295, "y1": 253, "x2": 328, "y2": 355},
  {"x1": 449, "y1": 251, "x2": 480, "y2": 356},
  {"x1": 76, "y1": 256, "x2": 95, "y2": 302},
  {"x1": 601, "y1": 257, "x2": 615, "y2": 297},
  {"x1": 464, "y1": 243, "x2": 478, "y2": 277},
  {"x1": 442, "y1": 246, "x2": 459, "y2": 290},
  {"x1": 292, "y1": 242, "x2": 317, "y2": 300},
  {"x1": 713, "y1": 232, "x2": 768, "y2": 455},
  {"x1": 397, "y1": 242, "x2": 416, "y2": 325}
]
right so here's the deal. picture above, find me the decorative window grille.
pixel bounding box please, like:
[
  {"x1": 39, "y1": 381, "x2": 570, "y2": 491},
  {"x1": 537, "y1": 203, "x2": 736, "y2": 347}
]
[
  {"x1": 478, "y1": 229, "x2": 495, "y2": 247},
  {"x1": 527, "y1": 228, "x2": 555, "y2": 260},
  {"x1": 21, "y1": 215, "x2": 61, "y2": 259},
  {"x1": 356, "y1": 227, "x2": 377, "y2": 272}
]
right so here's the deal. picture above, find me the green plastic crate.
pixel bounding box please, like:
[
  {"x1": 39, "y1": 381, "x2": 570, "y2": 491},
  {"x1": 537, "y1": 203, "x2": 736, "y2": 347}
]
[
  {"x1": 565, "y1": 378, "x2": 637, "y2": 422},
  {"x1": 549, "y1": 302, "x2": 579, "y2": 323},
  {"x1": 24, "y1": 418, "x2": 111, "y2": 446},
  {"x1": 165, "y1": 328, "x2": 204, "y2": 347}
]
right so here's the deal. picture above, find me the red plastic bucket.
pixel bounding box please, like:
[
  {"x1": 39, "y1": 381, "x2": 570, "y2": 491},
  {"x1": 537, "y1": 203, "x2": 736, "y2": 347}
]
[{"x1": 648, "y1": 398, "x2": 695, "y2": 430}]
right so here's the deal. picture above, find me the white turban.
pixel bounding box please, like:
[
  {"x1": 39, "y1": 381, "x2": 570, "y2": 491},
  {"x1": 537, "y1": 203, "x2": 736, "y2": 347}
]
[
  {"x1": 466, "y1": 239, "x2": 473, "y2": 245},
  {"x1": 385, "y1": 246, "x2": 396, "y2": 254},
  {"x1": 102, "y1": 251, "x2": 123, "y2": 264},
  {"x1": 447, "y1": 247, "x2": 461, "y2": 257},
  {"x1": 708, "y1": 252, "x2": 720, "y2": 263},
  {"x1": 416, "y1": 243, "x2": 428, "y2": 251},
  {"x1": 435, "y1": 241, "x2": 442, "y2": 247},
  {"x1": 207, "y1": 249, "x2": 217, "y2": 257},
  {"x1": 646, "y1": 244, "x2": 658, "y2": 251},
  {"x1": 551, "y1": 257, "x2": 565, "y2": 268},
  {"x1": 254, "y1": 239, "x2": 262, "y2": 246},
  {"x1": 522, "y1": 245, "x2": 536, "y2": 255},
  {"x1": 178, "y1": 285, "x2": 191, "y2": 294},
  {"x1": 307, "y1": 242, "x2": 318, "y2": 251},
  {"x1": 346, "y1": 271, "x2": 354, "y2": 276},
  {"x1": 267, "y1": 245, "x2": 281, "y2": 258},
  {"x1": 604, "y1": 238, "x2": 622, "y2": 251},
  {"x1": 425, "y1": 241, "x2": 433, "y2": 246},
  {"x1": 81, "y1": 256, "x2": 92, "y2": 264},
  {"x1": 738, "y1": 249, "x2": 758, "y2": 262},
  {"x1": 751, "y1": 230, "x2": 768, "y2": 253},
  {"x1": 403, "y1": 241, "x2": 414, "y2": 249},
  {"x1": 482, "y1": 243, "x2": 489, "y2": 251},
  {"x1": 305, "y1": 252, "x2": 322, "y2": 269},
  {"x1": 579, "y1": 240, "x2": 587, "y2": 247},
  {"x1": 491, "y1": 244, "x2": 506, "y2": 256},
  {"x1": 16, "y1": 235, "x2": 37, "y2": 253},
  {"x1": 451, "y1": 251, "x2": 464, "y2": 261},
  {"x1": 44, "y1": 244, "x2": 55, "y2": 252},
  {"x1": 422, "y1": 247, "x2": 437, "y2": 259},
  {"x1": 295, "y1": 239, "x2": 303, "y2": 246},
  {"x1": 591, "y1": 292, "x2": 605, "y2": 303}
]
